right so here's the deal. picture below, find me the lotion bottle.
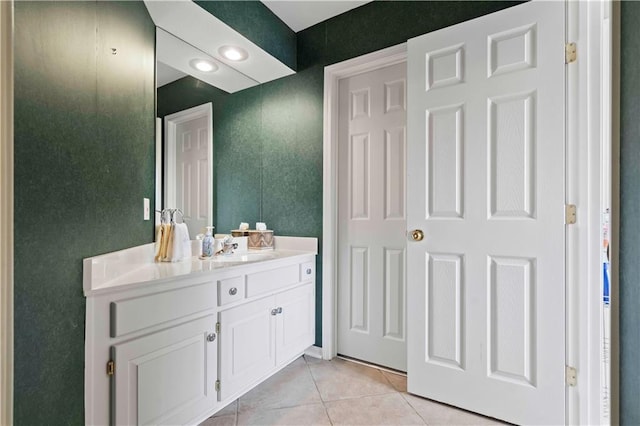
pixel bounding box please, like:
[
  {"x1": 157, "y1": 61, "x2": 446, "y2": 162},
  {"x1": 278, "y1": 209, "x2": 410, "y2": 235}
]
[{"x1": 201, "y1": 226, "x2": 215, "y2": 258}]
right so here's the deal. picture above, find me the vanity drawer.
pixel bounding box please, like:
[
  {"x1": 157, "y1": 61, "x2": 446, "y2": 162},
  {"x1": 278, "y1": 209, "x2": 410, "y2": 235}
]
[
  {"x1": 300, "y1": 261, "x2": 315, "y2": 282},
  {"x1": 218, "y1": 276, "x2": 245, "y2": 306},
  {"x1": 246, "y1": 264, "x2": 299, "y2": 298},
  {"x1": 110, "y1": 283, "x2": 215, "y2": 338}
]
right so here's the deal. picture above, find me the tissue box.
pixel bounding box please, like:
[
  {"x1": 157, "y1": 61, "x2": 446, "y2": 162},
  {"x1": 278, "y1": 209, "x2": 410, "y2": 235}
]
[
  {"x1": 231, "y1": 230, "x2": 249, "y2": 237},
  {"x1": 248, "y1": 230, "x2": 274, "y2": 250}
]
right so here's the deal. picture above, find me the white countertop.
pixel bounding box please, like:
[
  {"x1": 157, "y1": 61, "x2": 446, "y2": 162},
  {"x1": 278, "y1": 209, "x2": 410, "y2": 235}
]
[{"x1": 83, "y1": 236, "x2": 317, "y2": 296}]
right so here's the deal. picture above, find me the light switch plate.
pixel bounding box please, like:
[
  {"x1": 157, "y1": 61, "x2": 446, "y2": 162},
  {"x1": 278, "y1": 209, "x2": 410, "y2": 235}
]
[{"x1": 143, "y1": 198, "x2": 150, "y2": 220}]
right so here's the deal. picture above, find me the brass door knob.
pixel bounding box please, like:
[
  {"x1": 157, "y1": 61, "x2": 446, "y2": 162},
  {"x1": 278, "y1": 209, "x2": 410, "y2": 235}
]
[{"x1": 410, "y1": 229, "x2": 424, "y2": 242}]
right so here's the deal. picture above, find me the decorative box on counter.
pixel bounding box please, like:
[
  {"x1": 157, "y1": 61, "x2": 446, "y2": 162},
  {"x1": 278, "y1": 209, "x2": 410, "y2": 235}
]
[{"x1": 247, "y1": 230, "x2": 274, "y2": 250}]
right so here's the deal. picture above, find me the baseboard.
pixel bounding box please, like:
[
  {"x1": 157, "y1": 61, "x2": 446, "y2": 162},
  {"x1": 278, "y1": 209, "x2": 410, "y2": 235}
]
[{"x1": 304, "y1": 345, "x2": 323, "y2": 359}]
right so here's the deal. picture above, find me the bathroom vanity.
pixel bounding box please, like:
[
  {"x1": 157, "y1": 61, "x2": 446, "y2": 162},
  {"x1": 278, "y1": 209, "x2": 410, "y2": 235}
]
[{"x1": 84, "y1": 237, "x2": 317, "y2": 425}]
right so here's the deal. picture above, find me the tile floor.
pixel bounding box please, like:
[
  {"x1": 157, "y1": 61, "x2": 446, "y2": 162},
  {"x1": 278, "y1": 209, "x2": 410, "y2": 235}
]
[{"x1": 200, "y1": 355, "x2": 508, "y2": 426}]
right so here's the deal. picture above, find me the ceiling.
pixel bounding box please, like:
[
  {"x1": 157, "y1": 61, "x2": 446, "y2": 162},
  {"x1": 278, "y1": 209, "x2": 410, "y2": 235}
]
[{"x1": 261, "y1": 0, "x2": 372, "y2": 32}]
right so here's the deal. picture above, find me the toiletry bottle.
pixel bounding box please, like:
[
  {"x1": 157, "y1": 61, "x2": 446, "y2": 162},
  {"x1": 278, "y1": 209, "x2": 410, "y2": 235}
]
[{"x1": 202, "y1": 226, "x2": 215, "y2": 258}]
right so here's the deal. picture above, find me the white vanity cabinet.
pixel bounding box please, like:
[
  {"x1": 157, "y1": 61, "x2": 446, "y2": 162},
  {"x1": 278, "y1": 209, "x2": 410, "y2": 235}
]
[
  {"x1": 84, "y1": 238, "x2": 317, "y2": 426},
  {"x1": 112, "y1": 314, "x2": 218, "y2": 425},
  {"x1": 218, "y1": 281, "x2": 315, "y2": 401}
]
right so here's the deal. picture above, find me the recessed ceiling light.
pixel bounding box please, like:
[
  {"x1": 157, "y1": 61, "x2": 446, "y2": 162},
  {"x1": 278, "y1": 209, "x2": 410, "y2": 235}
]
[
  {"x1": 218, "y1": 45, "x2": 248, "y2": 62},
  {"x1": 189, "y1": 59, "x2": 218, "y2": 73}
]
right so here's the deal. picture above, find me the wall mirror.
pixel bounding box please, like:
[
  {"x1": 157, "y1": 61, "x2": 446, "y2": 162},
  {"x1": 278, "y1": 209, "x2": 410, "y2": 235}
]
[
  {"x1": 146, "y1": 1, "x2": 294, "y2": 235},
  {"x1": 155, "y1": 28, "x2": 259, "y2": 234}
]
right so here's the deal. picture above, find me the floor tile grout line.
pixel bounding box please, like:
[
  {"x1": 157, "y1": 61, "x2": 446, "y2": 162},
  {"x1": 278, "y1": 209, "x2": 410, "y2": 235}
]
[
  {"x1": 400, "y1": 392, "x2": 430, "y2": 426},
  {"x1": 234, "y1": 398, "x2": 238, "y2": 426},
  {"x1": 303, "y1": 355, "x2": 334, "y2": 425}
]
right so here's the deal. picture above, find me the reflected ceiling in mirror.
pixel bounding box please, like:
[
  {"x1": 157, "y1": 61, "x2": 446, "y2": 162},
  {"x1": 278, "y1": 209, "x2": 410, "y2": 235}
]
[
  {"x1": 145, "y1": 1, "x2": 295, "y2": 91},
  {"x1": 156, "y1": 28, "x2": 259, "y2": 92}
]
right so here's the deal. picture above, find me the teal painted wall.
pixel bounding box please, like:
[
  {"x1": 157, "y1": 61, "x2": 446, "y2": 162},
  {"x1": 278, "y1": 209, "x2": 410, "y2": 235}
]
[
  {"x1": 620, "y1": 1, "x2": 640, "y2": 423},
  {"x1": 13, "y1": 1, "x2": 155, "y2": 423},
  {"x1": 195, "y1": 0, "x2": 296, "y2": 71}
]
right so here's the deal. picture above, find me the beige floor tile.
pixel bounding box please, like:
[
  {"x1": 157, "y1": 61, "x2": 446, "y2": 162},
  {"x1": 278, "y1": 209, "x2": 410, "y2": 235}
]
[
  {"x1": 238, "y1": 359, "x2": 322, "y2": 412},
  {"x1": 382, "y1": 370, "x2": 407, "y2": 392},
  {"x1": 402, "y1": 393, "x2": 508, "y2": 425},
  {"x1": 237, "y1": 403, "x2": 331, "y2": 426},
  {"x1": 308, "y1": 357, "x2": 396, "y2": 401},
  {"x1": 213, "y1": 400, "x2": 238, "y2": 418},
  {"x1": 325, "y1": 393, "x2": 425, "y2": 425},
  {"x1": 200, "y1": 414, "x2": 237, "y2": 426},
  {"x1": 287, "y1": 355, "x2": 308, "y2": 368}
]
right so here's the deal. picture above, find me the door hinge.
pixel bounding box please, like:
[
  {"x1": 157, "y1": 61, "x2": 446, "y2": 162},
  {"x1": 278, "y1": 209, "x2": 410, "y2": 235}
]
[
  {"x1": 215, "y1": 380, "x2": 220, "y2": 392},
  {"x1": 106, "y1": 360, "x2": 115, "y2": 376},
  {"x1": 565, "y1": 204, "x2": 577, "y2": 224},
  {"x1": 216, "y1": 322, "x2": 220, "y2": 333},
  {"x1": 566, "y1": 365, "x2": 577, "y2": 386},
  {"x1": 565, "y1": 42, "x2": 577, "y2": 64}
]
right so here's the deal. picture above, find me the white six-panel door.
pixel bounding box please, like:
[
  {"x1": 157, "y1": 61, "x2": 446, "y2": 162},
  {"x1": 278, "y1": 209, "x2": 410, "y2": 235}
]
[
  {"x1": 337, "y1": 62, "x2": 408, "y2": 371},
  {"x1": 175, "y1": 114, "x2": 210, "y2": 233},
  {"x1": 406, "y1": 2, "x2": 566, "y2": 424}
]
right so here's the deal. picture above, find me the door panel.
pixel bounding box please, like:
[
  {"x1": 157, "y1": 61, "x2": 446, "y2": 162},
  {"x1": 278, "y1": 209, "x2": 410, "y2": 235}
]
[
  {"x1": 112, "y1": 315, "x2": 217, "y2": 426},
  {"x1": 407, "y1": 2, "x2": 565, "y2": 424},
  {"x1": 337, "y1": 62, "x2": 407, "y2": 371},
  {"x1": 175, "y1": 114, "x2": 209, "y2": 233},
  {"x1": 218, "y1": 296, "x2": 276, "y2": 401},
  {"x1": 276, "y1": 283, "x2": 315, "y2": 363}
]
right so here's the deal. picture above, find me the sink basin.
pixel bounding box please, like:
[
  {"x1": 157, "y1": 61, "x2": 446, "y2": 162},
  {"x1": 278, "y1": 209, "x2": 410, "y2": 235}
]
[{"x1": 210, "y1": 252, "x2": 274, "y2": 263}]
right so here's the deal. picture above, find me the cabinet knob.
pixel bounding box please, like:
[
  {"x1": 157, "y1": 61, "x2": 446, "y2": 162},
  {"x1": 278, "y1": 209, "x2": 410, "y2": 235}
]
[
  {"x1": 271, "y1": 307, "x2": 283, "y2": 316},
  {"x1": 306, "y1": 268, "x2": 312, "y2": 275},
  {"x1": 229, "y1": 287, "x2": 238, "y2": 296},
  {"x1": 206, "y1": 333, "x2": 216, "y2": 342}
]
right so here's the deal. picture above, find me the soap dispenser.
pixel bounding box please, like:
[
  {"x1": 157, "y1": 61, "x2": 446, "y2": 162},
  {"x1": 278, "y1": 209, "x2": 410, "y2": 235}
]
[{"x1": 201, "y1": 226, "x2": 215, "y2": 258}]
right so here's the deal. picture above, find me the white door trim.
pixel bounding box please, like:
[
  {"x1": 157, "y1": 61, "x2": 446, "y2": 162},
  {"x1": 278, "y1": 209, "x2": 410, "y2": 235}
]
[
  {"x1": 155, "y1": 117, "x2": 162, "y2": 229},
  {"x1": 322, "y1": 2, "x2": 614, "y2": 424},
  {"x1": 322, "y1": 43, "x2": 407, "y2": 361},
  {"x1": 566, "y1": 1, "x2": 615, "y2": 424},
  {"x1": 0, "y1": 1, "x2": 13, "y2": 424},
  {"x1": 164, "y1": 102, "x2": 213, "y2": 225}
]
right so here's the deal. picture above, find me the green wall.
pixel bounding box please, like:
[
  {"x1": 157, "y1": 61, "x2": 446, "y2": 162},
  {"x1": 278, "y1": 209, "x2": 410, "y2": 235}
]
[
  {"x1": 13, "y1": 1, "x2": 155, "y2": 423},
  {"x1": 620, "y1": 1, "x2": 640, "y2": 423}
]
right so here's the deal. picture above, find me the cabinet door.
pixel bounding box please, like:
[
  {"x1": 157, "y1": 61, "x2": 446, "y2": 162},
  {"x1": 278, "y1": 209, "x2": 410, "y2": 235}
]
[
  {"x1": 112, "y1": 315, "x2": 217, "y2": 426},
  {"x1": 276, "y1": 283, "x2": 315, "y2": 364},
  {"x1": 219, "y1": 296, "x2": 276, "y2": 401}
]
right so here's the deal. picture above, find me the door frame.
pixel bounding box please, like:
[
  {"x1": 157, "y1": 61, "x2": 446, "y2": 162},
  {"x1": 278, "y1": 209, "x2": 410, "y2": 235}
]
[
  {"x1": 321, "y1": 2, "x2": 615, "y2": 424},
  {"x1": 0, "y1": 0, "x2": 13, "y2": 424},
  {"x1": 322, "y1": 42, "x2": 407, "y2": 362},
  {"x1": 163, "y1": 102, "x2": 213, "y2": 225}
]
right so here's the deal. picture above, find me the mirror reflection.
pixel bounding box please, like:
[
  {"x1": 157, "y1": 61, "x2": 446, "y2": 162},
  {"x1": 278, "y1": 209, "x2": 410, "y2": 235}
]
[{"x1": 155, "y1": 29, "x2": 260, "y2": 234}]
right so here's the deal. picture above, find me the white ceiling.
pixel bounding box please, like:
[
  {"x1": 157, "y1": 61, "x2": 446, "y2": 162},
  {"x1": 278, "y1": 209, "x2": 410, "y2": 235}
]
[{"x1": 261, "y1": 0, "x2": 372, "y2": 32}]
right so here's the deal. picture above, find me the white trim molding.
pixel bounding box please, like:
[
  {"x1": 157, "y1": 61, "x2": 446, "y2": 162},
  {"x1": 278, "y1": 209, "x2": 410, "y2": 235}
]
[
  {"x1": 566, "y1": 1, "x2": 614, "y2": 424},
  {"x1": 322, "y1": 43, "x2": 407, "y2": 360},
  {"x1": 163, "y1": 102, "x2": 214, "y2": 227},
  {"x1": 0, "y1": 1, "x2": 14, "y2": 424}
]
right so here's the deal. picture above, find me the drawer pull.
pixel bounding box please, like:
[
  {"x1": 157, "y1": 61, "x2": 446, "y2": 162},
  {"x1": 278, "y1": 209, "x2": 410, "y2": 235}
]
[
  {"x1": 270, "y1": 307, "x2": 283, "y2": 316},
  {"x1": 229, "y1": 287, "x2": 238, "y2": 296},
  {"x1": 306, "y1": 268, "x2": 312, "y2": 275},
  {"x1": 206, "y1": 333, "x2": 216, "y2": 342}
]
